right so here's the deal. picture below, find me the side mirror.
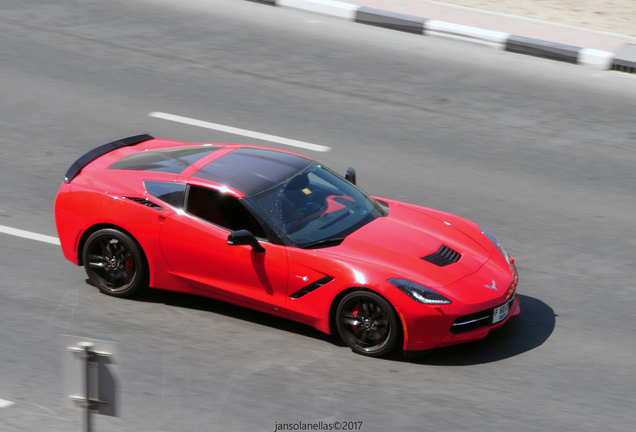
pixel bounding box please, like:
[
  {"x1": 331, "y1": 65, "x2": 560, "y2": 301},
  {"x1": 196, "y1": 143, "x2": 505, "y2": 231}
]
[
  {"x1": 345, "y1": 167, "x2": 356, "y2": 185},
  {"x1": 227, "y1": 230, "x2": 265, "y2": 253}
]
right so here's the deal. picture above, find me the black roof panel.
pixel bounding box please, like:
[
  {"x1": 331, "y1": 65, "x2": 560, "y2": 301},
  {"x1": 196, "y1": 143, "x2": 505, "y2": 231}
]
[{"x1": 193, "y1": 147, "x2": 311, "y2": 196}]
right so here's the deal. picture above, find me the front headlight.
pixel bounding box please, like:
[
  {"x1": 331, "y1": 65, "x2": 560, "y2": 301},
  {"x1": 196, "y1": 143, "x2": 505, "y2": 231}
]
[
  {"x1": 480, "y1": 226, "x2": 511, "y2": 266},
  {"x1": 388, "y1": 278, "x2": 452, "y2": 305}
]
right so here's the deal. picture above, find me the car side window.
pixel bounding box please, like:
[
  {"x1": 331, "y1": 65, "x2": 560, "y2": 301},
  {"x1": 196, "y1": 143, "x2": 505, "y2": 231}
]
[
  {"x1": 144, "y1": 180, "x2": 186, "y2": 208},
  {"x1": 187, "y1": 185, "x2": 266, "y2": 238}
]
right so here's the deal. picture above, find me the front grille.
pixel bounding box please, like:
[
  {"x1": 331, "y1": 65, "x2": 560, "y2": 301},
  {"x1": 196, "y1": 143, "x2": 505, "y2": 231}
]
[
  {"x1": 422, "y1": 245, "x2": 461, "y2": 267},
  {"x1": 124, "y1": 197, "x2": 164, "y2": 210},
  {"x1": 450, "y1": 311, "x2": 491, "y2": 334},
  {"x1": 450, "y1": 292, "x2": 516, "y2": 334}
]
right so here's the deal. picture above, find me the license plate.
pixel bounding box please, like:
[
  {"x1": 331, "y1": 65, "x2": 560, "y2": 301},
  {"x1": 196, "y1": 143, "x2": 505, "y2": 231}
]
[{"x1": 492, "y1": 293, "x2": 515, "y2": 324}]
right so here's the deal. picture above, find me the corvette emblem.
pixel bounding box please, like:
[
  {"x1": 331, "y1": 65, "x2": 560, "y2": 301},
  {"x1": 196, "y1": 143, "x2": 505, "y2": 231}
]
[{"x1": 485, "y1": 280, "x2": 497, "y2": 291}]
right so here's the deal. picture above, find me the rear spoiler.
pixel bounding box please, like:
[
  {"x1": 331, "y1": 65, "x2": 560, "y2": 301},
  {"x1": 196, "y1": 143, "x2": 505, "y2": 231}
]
[{"x1": 64, "y1": 134, "x2": 154, "y2": 183}]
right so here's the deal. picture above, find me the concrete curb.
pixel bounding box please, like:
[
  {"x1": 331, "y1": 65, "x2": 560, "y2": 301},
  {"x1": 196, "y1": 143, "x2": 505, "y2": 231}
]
[
  {"x1": 612, "y1": 44, "x2": 636, "y2": 73},
  {"x1": 248, "y1": 0, "x2": 633, "y2": 72},
  {"x1": 356, "y1": 7, "x2": 426, "y2": 34}
]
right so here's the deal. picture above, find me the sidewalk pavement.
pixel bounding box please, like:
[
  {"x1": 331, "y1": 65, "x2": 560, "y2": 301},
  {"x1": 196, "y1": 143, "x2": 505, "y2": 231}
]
[{"x1": 248, "y1": 0, "x2": 636, "y2": 73}]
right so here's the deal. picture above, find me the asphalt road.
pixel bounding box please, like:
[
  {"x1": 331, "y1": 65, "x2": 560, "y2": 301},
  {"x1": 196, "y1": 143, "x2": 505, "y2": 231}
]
[{"x1": 1, "y1": 0, "x2": 635, "y2": 431}]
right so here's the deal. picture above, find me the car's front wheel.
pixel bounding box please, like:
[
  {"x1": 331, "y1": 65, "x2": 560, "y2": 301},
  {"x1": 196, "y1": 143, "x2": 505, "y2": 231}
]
[
  {"x1": 336, "y1": 291, "x2": 400, "y2": 357},
  {"x1": 82, "y1": 228, "x2": 148, "y2": 298}
]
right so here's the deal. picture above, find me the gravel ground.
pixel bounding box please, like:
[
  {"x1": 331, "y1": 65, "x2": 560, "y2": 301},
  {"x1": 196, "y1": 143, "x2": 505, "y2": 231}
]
[{"x1": 434, "y1": 0, "x2": 636, "y2": 37}]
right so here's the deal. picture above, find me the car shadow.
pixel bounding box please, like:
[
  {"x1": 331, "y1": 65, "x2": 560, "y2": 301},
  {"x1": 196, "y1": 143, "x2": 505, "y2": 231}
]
[
  {"x1": 395, "y1": 294, "x2": 556, "y2": 366},
  {"x1": 132, "y1": 286, "x2": 345, "y2": 346},
  {"x1": 95, "y1": 282, "x2": 554, "y2": 363}
]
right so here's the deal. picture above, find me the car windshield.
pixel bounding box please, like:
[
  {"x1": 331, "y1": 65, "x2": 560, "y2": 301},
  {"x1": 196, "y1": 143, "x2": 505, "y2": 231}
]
[{"x1": 244, "y1": 162, "x2": 385, "y2": 248}]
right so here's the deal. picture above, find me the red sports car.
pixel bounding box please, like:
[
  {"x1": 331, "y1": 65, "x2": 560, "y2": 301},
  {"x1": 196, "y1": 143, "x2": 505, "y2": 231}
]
[{"x1": 55, "y1": 134, "x2": 519, "y2": 357}]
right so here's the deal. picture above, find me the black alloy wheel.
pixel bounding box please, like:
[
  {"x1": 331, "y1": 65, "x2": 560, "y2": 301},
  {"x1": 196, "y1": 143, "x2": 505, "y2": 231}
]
[
  {"x1": 82, "y1": 228, "x2": 148, "y2": 298},
  {"x1": 336, "y1": 291, "x2": 400, "y2": 357}
]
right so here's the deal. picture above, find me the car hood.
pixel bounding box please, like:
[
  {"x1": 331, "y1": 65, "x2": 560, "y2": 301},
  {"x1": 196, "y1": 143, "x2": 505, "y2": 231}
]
[{"x1": 322, "y1": 200, "x2": 495, "y2": 288}]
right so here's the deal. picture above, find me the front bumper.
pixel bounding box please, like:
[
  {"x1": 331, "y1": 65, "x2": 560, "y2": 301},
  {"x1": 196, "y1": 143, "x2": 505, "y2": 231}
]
[
  {"x1": 400, "y1": 262, "x2": 520, "y2": 352},
  {"x1": 450, "y1": 289, "x2": 518, "y2": 334}
]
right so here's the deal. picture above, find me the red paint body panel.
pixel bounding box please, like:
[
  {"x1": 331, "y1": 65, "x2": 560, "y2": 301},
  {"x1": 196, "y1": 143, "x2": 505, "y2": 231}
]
[
  {"x1": 55, "y1": 138, "x2": 520, "y2": 353},
  {"x1": 159, "y1": 212, "x2": 289, "y2": 316}
]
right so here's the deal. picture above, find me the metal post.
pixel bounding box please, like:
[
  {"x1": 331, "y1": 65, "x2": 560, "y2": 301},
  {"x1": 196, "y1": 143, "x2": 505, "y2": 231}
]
[{"x1": 78, "y1": 342, "x2": 95, "y2": 432}]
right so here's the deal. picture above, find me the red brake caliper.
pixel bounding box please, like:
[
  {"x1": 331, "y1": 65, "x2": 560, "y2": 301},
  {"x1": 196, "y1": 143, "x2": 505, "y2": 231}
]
[
  {"x1": 125, "y1": 257, "x2": 134, "y2": 275},
  {"x1": 352, "y1": 306, "x2": 359, "y2": 334}
]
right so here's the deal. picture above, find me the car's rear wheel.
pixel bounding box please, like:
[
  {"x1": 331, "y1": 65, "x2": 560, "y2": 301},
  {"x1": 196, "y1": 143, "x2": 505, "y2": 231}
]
[
  {"x1": 336, "y1": 291, "x2": 399, "y2": 357},
  {"x1": 82, "y1": 228, "x2": 148, "y2": 298}
]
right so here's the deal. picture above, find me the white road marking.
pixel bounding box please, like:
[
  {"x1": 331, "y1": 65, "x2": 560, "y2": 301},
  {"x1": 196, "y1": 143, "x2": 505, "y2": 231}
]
[
  {"x1": 148, "y1": 112, "x2": 331, "y2": 153},
  {"x1": 0, "y1": 224, "x2": 61, "y2": 245},
  {"x1": 0, "y1": 399, "x2": 15, "y2": 408}
]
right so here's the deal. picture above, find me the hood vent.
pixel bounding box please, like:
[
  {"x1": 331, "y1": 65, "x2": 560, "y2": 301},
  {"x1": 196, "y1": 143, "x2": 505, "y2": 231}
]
[
  {"x1": 422, "y1": 245, "x2": 461, "y2": 267},
  {"x1": 124, "y1": 197, "x2": 164, "y2": 210}
]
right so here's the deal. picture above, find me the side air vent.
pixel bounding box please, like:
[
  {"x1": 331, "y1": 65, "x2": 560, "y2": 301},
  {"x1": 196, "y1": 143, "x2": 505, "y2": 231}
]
[
  {"x1": 124, "y1": 197, "x2": 164, "y2": 210},
  {"x1": 289, "y1": 276, "x2": 334, "y2": 299},
  {"x1": 422, "y1": 245, "x2": 461, "y2": 267}
]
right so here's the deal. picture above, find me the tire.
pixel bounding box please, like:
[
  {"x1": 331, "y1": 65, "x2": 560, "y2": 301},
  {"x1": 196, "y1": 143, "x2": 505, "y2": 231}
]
[
  {"x1": 82, "y1": 228, "x2": 148, "y2": 298},
  {"x1": 336, "y1": 291, "x2": 400, "y2": 357}
]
